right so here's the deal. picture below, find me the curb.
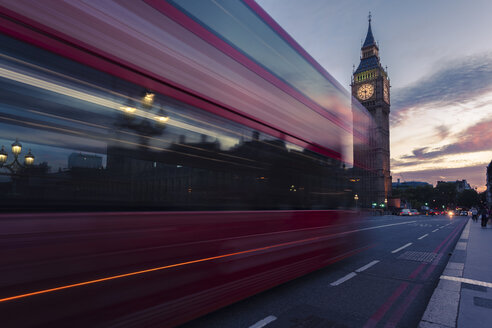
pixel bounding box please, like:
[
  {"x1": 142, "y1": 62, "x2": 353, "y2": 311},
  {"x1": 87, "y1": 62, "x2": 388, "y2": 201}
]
[{"x1": 419, "y1": 219, "x2": 470, "y2": 328}]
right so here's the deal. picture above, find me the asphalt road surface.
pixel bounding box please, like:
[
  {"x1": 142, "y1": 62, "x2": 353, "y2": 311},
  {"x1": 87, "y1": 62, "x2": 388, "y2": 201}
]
[{"x1": 181, "y1": 215, "x2": 467, "y2": 328}]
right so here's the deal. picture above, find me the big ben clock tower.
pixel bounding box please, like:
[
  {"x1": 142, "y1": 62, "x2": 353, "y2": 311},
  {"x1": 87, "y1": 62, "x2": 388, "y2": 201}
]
[{"x1": 351, "y1": 13, "x2": 392, "y2": 206}]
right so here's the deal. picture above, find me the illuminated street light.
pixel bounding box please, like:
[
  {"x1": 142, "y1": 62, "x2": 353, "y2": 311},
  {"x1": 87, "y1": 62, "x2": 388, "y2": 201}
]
[
  {"x1": 0, "y1": 146, "x2": 7, "y2": 164},
  {"x1": 116, "y1": 92, "x2": 168, "y2": 147},
  {"x1": 0, "y1": 139, "x2": 35, "y2": 173},
  {"x1": 11, "y1": 139, "x2": 21, "y2": 155},
  {"x1": 155, "y1": 106, "x2": 170, "y2": 123},
  {"x1": 142, "y1": 91, "x2": 155, "y2": 108},
  {"x1": 24, "y1": 149, "x2": 35, "y2": 166}
]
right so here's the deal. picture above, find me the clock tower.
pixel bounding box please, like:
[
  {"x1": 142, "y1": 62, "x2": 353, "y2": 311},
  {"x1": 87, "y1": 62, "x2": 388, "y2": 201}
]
[{"x1": 351, "y1": 13, "x2": 392, "y2": 207}]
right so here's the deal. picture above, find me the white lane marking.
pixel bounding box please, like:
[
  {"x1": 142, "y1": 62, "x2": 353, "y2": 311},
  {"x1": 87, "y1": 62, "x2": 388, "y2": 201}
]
[
  {"x1": 330, "y1": 272, "x2": 357, "y2": 286},
  {"x1": 418, "y1": 234, "x2": 429, "y2": 240},
  {"x1": 432, "y1": 229, "x2": 439, "y2": 232},
  {"x1": 352, "y1": 220, "x2": 418, "y2": 233},
  {"x1": 441, "y1": 276, "x2": 492, "y2": 288},
  {"x1": 355, "y1": 260, "x2": 380, "y2": 273},
  {"x1": 391, "y1": 243, "x2": 412, "y2": 254},
  {"x1": 249, "y1": 315, "x2": 277, "y2": 328}
]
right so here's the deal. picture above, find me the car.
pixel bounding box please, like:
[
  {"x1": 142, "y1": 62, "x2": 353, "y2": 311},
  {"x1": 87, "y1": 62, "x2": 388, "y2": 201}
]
[
  {"x1": 400, "y1": 209, "x2": 411, "y2": 216},
  {"x1": 460, "y1": 210, "x2": 468, "y2": 216},
  {"x1": 409, "y1": 209, "x2": 420, "y2": 216},
  {"x1": 428, "y1": 209, "x2": 439, "y2": 216}
]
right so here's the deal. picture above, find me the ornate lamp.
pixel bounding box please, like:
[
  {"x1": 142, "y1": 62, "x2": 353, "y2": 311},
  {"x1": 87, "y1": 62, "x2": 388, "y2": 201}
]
[
  {"x1": 11, "y1": 139, "x2": 22, "y2": 155},
  {"x1": 24, "y1": 149, "x2": 35, "y2": 166},
  {"x1": 0, "y1": 146, "x2": 7, "y2": 164},
  {"x1": 0, "y1": 139, "x2": 35, "y2": 173}
]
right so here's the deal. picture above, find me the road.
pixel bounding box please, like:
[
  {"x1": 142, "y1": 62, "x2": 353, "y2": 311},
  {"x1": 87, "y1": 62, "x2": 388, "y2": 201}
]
[{"x1": 181, "y1": 215, "x2": 467, "y2": 328}]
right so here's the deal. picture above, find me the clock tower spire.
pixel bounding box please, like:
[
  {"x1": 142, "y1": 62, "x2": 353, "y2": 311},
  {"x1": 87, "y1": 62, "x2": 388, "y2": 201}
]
[{"x1": 351, "y1": 13, "x2": 392, "y2": 207}]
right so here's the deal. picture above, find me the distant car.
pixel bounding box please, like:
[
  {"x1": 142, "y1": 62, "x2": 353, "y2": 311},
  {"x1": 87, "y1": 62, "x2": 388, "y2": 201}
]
[
  {"x1": 460, "y1": 211, "x2": 468, "y2": 216},
  {"x1": 428, "y1": 209, "x2": 439, "y2": 216},
  {"x1": 410, "y1": 209, "x2": 420, "y2": 216},
  {"x1": 400, "y1": 209, "x2": 411, "y2": 216}
]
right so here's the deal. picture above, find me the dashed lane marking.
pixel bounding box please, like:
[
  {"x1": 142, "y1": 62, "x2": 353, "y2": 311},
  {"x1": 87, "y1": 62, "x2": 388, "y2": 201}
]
[
  {"x1": 330, "y1": 272, "x2": 357, "y2": 286},
  {"x1": 391, "y1": 243, "x2": 412, "y2": 254},
  {"x1": 418, "y1": 234, "x2": 428, "y2": 240},
  {"x1": 356, "y1": 260, "x2": 380, "y2": 273},
  {"x1": 249, "y1": 315, "x2": 277, "y2": 328},
  {"x1": 432, "y1": 229, "x2": 439, "y2": 232}
]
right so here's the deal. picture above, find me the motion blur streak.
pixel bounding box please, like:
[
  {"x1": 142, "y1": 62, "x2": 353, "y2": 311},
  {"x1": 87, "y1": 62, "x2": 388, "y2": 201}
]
[
  {"x1": 0, "y1": 220, "x2": 413, "y2": 305},
  {"x1": 0, "y1": 224, "x2": 365, "y2": 305},
  {"x1": 0, "y1": 0, "x2": 376, "y2": 326},
  {"x1": 0, "y1": 66, "x2": 240, "y2": 145},
  {"x1": 0, "y1": 235, "x2": 323, "y2": 303}
]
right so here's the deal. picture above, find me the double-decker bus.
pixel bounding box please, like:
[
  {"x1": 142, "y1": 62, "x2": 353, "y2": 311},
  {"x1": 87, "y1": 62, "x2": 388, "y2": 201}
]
[{"x1": 0, "y1": 1, "x2": 373, "y2": 326}]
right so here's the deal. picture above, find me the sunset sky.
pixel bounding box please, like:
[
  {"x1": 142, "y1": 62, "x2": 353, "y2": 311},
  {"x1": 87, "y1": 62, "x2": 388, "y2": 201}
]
[{"x1": 257, "y1": 0, "x2": 492, "y2": 191}]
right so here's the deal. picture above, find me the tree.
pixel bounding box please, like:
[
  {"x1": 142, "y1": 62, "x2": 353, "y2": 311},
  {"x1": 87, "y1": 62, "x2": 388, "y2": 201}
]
[
  {"x1": 456, "y1": 189, "x2": 479, "y2": 208},
  {"x1": 435, "y1": 182, "x2": 457, "y2": 208}
]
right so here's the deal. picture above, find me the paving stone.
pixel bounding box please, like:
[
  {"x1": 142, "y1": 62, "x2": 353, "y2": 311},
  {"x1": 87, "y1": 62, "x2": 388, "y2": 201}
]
[
  {"x1": 446, "y1": 262, "x2": 464, "y2": 270},
  {"x1": 442, "y1": 268, "x2": 463, "y2": 277},
  {"x1": 421, "y1": 288, "x2": 459, "y2": 327},
  {"x1": 455, "y1": 242, "x2": 467, "y2": 250},
  {"x1": 437, "y1": 279, "x2": 461, "y2": 292},
  {"x1": 419, "y1": 321, "x2": 453, "y2": 328}
]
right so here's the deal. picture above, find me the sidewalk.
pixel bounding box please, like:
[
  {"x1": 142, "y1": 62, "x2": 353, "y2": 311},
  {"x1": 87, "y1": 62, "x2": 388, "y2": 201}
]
[{"x1": 420, "y1": 218, "x2": 492, "y2": 327}]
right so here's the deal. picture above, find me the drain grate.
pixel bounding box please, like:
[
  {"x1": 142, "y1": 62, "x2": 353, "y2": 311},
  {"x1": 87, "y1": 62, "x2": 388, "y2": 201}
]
[{"x1": 397, "y1": 251, "x2": 438, "y2": 263}]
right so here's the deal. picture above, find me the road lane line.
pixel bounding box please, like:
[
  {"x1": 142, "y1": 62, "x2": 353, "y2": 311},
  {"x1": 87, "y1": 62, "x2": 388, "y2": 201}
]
[
  {"x1": 383, "y1": 284, "x2": 423, "y2": 328},
  {"x1": 432, "y1": 229, "x2": 439, "y2": 232},
  {"x1": 356, "y1": 260, "x2": 380, "y2": 273},
  {"x1": 391, "y1": 243, "x2": 412, "y2": 254},
  {"x1": 418, "y1": 234, "x2": 428, "y2": 240},
  {"x1": 330, "y1": 272, "x2": 357, "y2": 286},
  {"x1": 441, "y1": 276, "x2": 492, "y2": 288},
  {"x1": 249, "y1": 315, "x2": 277, "y2": 328},
  {"x1": 363, "y1": 282, "x2": 409, "y2": 328}
]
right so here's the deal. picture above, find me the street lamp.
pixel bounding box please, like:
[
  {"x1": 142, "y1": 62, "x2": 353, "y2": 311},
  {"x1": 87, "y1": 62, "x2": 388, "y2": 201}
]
[
  {"x1": 354, "y1": 194, "x2": 359, "y2": 209},
  {"x1": 0, "y1": 139, "x2": 35, "y2": 173}
]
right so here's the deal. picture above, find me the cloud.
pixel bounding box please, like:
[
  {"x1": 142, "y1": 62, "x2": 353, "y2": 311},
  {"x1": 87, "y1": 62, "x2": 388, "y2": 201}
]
[
  {"x1": 390, "y1": 53, "x2": 492, "y2": 122},
  {"x1": 401, "y1": 119, "x2": 492, "y2": 160},
  {"x1": 392, "y1": 163, "x2": 488, "y2": 189},
  {"x1": 435, "y1": 125, "x2": 450, "y2": 140}
]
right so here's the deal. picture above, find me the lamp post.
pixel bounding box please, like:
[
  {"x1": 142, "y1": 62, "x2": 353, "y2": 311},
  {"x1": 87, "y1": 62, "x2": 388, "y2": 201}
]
[
  {"x1": 116, "y1": 91, "x2": 169, "y2": 147},
  {"x1": 0, "y1": 139, "x2": 35, "y2": 173},
  {"x1": 354, "y1": 194, "x2": 359, "y2": 210}
]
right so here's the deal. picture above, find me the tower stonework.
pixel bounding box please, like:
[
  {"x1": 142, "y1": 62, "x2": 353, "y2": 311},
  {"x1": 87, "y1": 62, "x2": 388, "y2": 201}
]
[{"x1": 351, "y1": 14, "x2": 392, "y2": 206}]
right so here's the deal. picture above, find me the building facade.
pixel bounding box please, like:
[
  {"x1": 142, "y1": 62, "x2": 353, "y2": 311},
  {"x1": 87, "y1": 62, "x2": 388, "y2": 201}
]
[
  {"x1": 487, "y1": 160, "x2": 492, "y2": 208},
  {"x1": 351, "y1": 14, "x2": 392, "y2": 205}
]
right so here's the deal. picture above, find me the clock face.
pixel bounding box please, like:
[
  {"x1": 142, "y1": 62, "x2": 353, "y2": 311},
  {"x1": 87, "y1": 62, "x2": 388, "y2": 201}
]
[
  {"x1": 357, "y1": 83, "x2": 374, "y2": 100},
  {"x1": 383, "y1": 83, "x2": 389, "y2": 103}
]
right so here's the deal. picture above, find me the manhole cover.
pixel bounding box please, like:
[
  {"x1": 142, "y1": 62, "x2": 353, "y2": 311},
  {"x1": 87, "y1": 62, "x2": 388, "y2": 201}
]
[{"x1": 397, "y1": 251, "x2": 438, "y2": 263}]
